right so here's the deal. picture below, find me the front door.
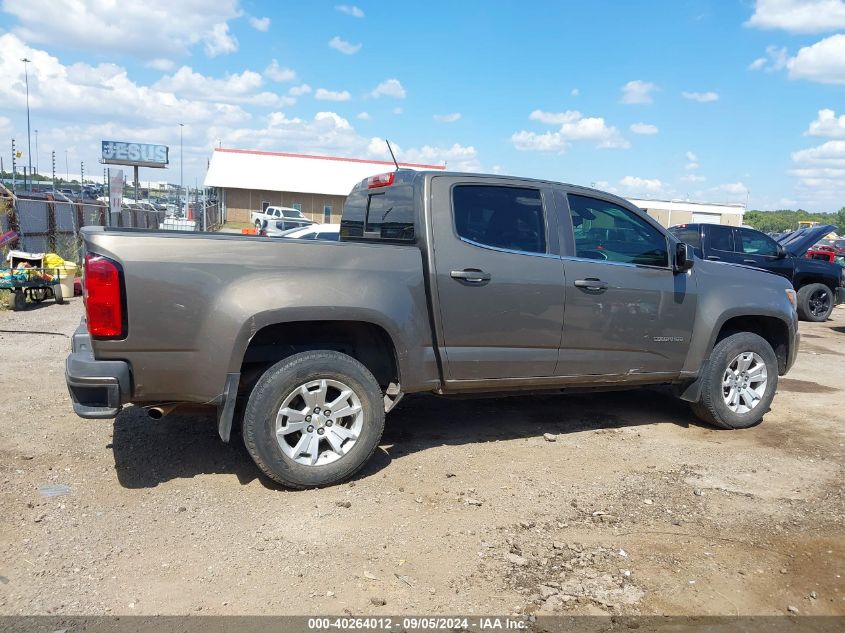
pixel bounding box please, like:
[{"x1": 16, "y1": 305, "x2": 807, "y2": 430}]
[
  {"x1": 557, "y1": 192, "x2": 697, "y2": 376},
  {"x1": 430, "y1": 177, "x2": 565, "y2": 381},
  {"x1": 734, "y1": 227, "x2": 794, "y2": 281}
]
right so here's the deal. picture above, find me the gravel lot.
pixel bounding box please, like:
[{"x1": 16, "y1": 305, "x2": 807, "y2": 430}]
[{"x1": 0, "y1": 298, "x2": 843, "y2": 616}]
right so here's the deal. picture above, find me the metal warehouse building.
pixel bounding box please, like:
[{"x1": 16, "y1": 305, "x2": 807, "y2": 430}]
[
  {"x1": 204, "y1": 148, "x2": 445, "y2": 224},
  {"x1": 629, "y1": 198, "x2": 746, "y2": 228}
]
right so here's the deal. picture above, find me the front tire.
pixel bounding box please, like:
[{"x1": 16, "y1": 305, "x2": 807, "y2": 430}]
[
  {"x1": 690, "y1": 332, "x2": 778, "y2": 430},
  {"x1": 242, "y1": 351, "x2": 385, "y2": 489},
  {"x1": 796, "y1": 283, "x2": 833, "y2": 322}
]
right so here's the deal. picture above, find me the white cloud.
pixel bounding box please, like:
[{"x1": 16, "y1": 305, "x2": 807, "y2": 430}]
[
  {"x1": 791, "y1": 139, "x2": 845, "y2": 165},
  {"x1": 1, "y1": 0, "x2": 242, "y2": 60},
  {"x1": 204, "y1": 22, "x2": 238, "y2": 57},
  {"x1": 370, "y1": 78, "x2": 406, "y2": 98},
  {"x1": 402, "y1": 143, "x2": 480, "y2": 172},
  {"x1": 718, "y1": 182, "x2": 748, "y2": 195},
  {"x1": 265, "y1": 59, "x2": 296, "y2": 82},
  {"x1": 630, "y1": 122, "x2": 659, "y2": 135},
  {"x1": 748, "y1": 45, "x2": 790, "y2": 72},
  {"x1": 620, "y1": 80, "x2": 657, "y2": 104},
  {"x1": 315, "y1": 88, "x2": 352, "y2": 101},
  {"x1": 153, "y1": 66, "x2": 287, "y2": 106},
  {"x1": 249, "y1": 16, "x2": 271, "y2": 31},
  {"x1": 682, "y1": 91, "x2": 719, "y2": 102},
  {"x1": 0, "y1": 34, "x2": 250, "y2": 127},
  {"x1": 357, "y1": 112, "x2": 371, "y2": 120},
  {"x1": 529, "y1": 110, "x2": 582, "y2": 125},
  {"x1": 289, "y1": 84, "x2": 312, "y2": 97},
  {"x1": 336, "y1": 4, "x2": 365, "y2": 18},
  {"x1": 685, "y1": 151, "x2": 699, "y2": 170},
  {"x1": 513, "y1": 110, "x2": 629, "y2": 152},
  {"x1": 571, "y1": 88, "x2": 580, "y2": 96},
  {"x1": 685, "y1": 151, "x2": 698, "y2": 162},
  {"x1": 619, "y1": 176, "x2": 664, "y2": 193},
  {"x1": 328, "y1": 35, "x2": 362, "y2": 55},
  {"x1": 806, "y1": 108, "x2": 845, "y2": 138},
  {"x1": 787, "y1": 34, "x2": 845, "y2": 84},
  {"x1": 434, "y1": 113, "x2": 462, "y2": 123},
  {"x1": 0, "y1": 116, "x2": 10, "y2": 133},
  {"x1": 392, "y1": 107, "x2": 403, "y2": 115},
  {"x1": 146, "y1": 58, "x2": 175, "y2": 71},
  {"x1": 746, "y1": 0, "x2": 845, "y2": 34},
  {"x1": 681, "y1": 174, "x2": 706, "y2": 183}
]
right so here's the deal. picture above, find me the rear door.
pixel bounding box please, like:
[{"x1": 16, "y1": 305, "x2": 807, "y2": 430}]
[
  {"x1": 702, "y1": 225, "x2": 741, "y2": 264},
  {"x1": 556, "y1": 191, "x2": 696, "y2": 376},
  {"x1": 429, "y1": 176, "x2": 565, "y2": 381}
]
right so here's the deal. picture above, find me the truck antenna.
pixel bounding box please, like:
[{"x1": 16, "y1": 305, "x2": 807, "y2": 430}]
[{"x1": 385, "y1": 140, "x2": 400, "y2": 171}]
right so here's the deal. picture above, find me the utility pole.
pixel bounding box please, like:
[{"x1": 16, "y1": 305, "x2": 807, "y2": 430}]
[
  {"x1": 51, "y1": 150, "x2": 56, "y2": 191},
  {"x1": 80, "y1": 161, "x2": 85, "y2": 189},
  {"x1": 34, "y1": 129, "x2": 38, "y2": 175},
  {"x1": 21, "y1": 58, "x2": 33, "y2": 189},
  {"x1": 64, "y1": 149, "x2": 69, "y2": 184},
  {"x1": 11, "y1": 139, "x2": 16, "y2": 193}
]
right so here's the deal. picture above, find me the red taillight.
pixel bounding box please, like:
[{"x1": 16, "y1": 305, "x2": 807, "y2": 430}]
[
  {"x1": 84, "y1": 254, "x2": 124, "y2": 338},
  {"x1": 367, "y1": 172, "x2": 395, "y2": 188}
]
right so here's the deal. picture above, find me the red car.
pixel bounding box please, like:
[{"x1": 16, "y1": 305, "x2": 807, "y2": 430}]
[{"x1": 814, "y1": 238, "x2": 845, "y2": 256}]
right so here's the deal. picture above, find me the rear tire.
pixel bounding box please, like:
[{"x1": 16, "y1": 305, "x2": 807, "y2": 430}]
[
  {"x1": 690, "y1": 332, "x2": 778, "y2": 430},
  {"x1": 242, "y1": 350, "x2": 385, "y2": 489},
  {"x1": 796, "y1": 283, "x2": 833, "y2": 322}
]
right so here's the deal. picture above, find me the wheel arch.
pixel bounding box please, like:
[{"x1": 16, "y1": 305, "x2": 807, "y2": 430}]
[{"x1": 679, "y1": 311, "x2": 793, "y2": 402}]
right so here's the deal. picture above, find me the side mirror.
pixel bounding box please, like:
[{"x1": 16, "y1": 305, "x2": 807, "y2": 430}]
[
  {"x1": 776, "y1": 244, "x2": 787, "y2": 259},
  {"x1": 675, "y1": 242, "x2": 695, "y2": 273}
]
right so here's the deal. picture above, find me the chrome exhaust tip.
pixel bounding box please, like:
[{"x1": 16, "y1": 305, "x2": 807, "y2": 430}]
[{"x1": 147, "y1": 405, "x2": 177, "y2": 419}]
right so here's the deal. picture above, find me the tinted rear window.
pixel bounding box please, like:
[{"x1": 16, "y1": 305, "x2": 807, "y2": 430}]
[
  {"x1": 670, "y1": 227, "x2": 702, "y2": 250},
  {"x1": 340, "y1": 182, "x2": 416, "y2": 241}
]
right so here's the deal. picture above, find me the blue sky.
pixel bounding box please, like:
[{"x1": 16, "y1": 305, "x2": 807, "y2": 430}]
[{"x1": 0, "y1": 0, "x2": 844, "y2": 210}]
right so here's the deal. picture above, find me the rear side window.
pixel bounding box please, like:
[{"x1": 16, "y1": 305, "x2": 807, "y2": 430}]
[
  {"x1": 453, "y1": 185, "x2": 546, "y2": 254},
  {"x1": 737, "y1": 228, "x2": 778, "y2": 256},
  {"x1": 707, "y1": 225, "x2": 735, "y2": 252},
  {"x1": 340, "y1": 183, "x2": 416, "y2": 241}
]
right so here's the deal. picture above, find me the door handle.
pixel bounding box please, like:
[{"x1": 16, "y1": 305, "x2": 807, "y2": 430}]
[
  {"x1": 743, "y1": 259, "x2": 757, "y2": 264},
  {"x1": 706, "y1": 255, "x2": 721, "y2": 261},
  {"x1": 574, "y1": 278, "x2": 608, "y2": 291},
  {"x1": 450, "y1": 269, "x2": 492, "y2": 284}
]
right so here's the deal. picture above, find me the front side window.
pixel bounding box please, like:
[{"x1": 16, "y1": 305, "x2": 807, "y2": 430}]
[
  {"x1": 737, "y1": 228, "x2": 778, "y2": 256},
  {"x1": 567, "y1": 194, "x2": 668, "y2": 267},
  {"x1": 453, "y1": 185, "x2": 546, "y2": 254}
]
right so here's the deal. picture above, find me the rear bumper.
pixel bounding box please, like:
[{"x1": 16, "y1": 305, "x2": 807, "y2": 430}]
[{"x1": 65, "y1": 323, "x2": 131, "y2": 419}]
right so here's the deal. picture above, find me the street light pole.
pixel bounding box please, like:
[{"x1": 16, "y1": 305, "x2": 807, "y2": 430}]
[
  {"x1": 21, "y1": 57, "x2": 33, "y2": 189},
  {"x1": 179, "y1": 123, "x2": 184, "y2": 216},
  {"x1": 34, "y1": 129, "x2": 38, "y2": 176}
]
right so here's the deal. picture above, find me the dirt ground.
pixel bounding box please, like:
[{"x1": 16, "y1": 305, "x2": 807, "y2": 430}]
[{"x1": 0, "y1": 298, "x2": 843, "y2": 617}]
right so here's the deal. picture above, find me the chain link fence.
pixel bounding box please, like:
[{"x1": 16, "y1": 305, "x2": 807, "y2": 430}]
[{"x1": 1, "y1": 188, "x2": 220, "y2": 264}]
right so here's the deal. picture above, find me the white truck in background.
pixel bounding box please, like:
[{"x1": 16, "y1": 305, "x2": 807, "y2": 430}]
[{"x1": 250, "y1": 206, "x2": 315, "y2": 231}]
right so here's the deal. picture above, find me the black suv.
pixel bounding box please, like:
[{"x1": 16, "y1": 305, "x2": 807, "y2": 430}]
[{"x1": 670, "y1": 223, "x2": 845, "y2": 322}]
